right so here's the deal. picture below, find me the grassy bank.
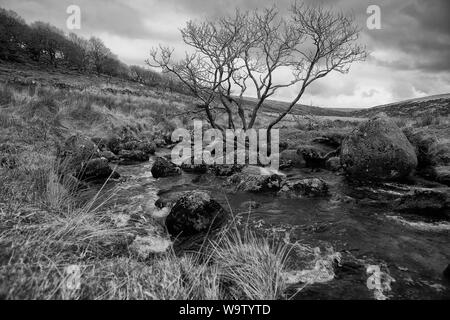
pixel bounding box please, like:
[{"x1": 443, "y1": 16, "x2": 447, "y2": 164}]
[{"x1": 0, "y1": 78, "x2": 295, "y2": 300}]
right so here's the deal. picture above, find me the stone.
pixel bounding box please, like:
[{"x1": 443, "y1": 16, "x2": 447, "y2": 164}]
[
  {"x1": 79, "y1": 157, "x2": 120, "y2": 181},
  {"x1": 280, "y1": 149, "x2": 306, "y2": 169},
  {"x1": 341, "y1": 113, "x2": 418, "y2": 181},
  {"x1": 165, "y1": 191, "x2": 228, "y2": 237},
  {"x1": 151, "y1": 157, "x2": 181, "y2": 178},
  {"x1": 279, "y1": 178, "x2": 329, "y2": 197},
  {"x1": 118, "y1": 150, "x2": 150, "y2": 165}
]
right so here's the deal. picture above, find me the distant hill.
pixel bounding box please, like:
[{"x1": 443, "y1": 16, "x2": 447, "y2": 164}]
[
  {"x1": 241, "y1": 97, "x2": 353, "y2": 117},
  {"x1": 241, "y1": 93, "x2": 450, "y2": 119},
  {"x1": 352, "y1": 94, "x2": 450, "y2": 118}
]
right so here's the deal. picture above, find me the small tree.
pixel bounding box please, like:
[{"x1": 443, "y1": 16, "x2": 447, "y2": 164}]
[
  {"x1": 148, "y1": 2, "x2": 366, "y2": 132},
  {"x1": 88, "y1": 37, "x2": 112, "y2": 75}
]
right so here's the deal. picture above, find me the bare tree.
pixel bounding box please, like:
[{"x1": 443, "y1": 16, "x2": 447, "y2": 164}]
[{"x1": 148, "y1": 2, "x2": 366, "y2": 133}]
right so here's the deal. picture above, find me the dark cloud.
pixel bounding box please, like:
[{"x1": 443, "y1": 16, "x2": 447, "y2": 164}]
[{"x1": 0, "y1": 0, "x2": 449, "y2": 107}]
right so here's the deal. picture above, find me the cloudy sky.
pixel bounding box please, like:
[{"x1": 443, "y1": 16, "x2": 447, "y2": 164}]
[{"x1": 1, "y1": 0, "x2": 449, "y2": 108}]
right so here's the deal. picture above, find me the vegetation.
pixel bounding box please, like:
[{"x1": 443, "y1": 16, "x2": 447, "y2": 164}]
[
  {"x1": 149, "y1": 3, "x2": 366, "y2": 132},
  {"x1": 0, "y1": 8, "x2": 188, "y2": 94}
]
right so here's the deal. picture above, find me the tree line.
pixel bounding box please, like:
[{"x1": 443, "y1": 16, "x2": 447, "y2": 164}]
[{"x1": 0, "y1": 8, "x2": 186, "y2": 93}]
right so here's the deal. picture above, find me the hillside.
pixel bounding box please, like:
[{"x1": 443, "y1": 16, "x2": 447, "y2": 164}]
[{"x1": 352, "y1": 94, "x2": 450, "y2": 118}]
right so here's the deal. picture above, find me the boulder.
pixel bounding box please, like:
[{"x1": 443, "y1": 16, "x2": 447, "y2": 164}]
[
  {"x1": 165, "y1": 191, "x2": 228, "y2": 237},
  {"x1": 151, "y1": 157, "x2": 181, "y2": 178},
  {"x1": 79, "y1": 158, "x2": 120, "y2": 181},
  {"x1": 394, "y1": 187, "x2": 450, "y2": 215},
  {"x1": 341, "y1": 114, "x2": 418, "y2": 181},
  {"x1": 279, "y1": 178, "x2": 329, "y2": 197},
  {"x1": 100, "y1": 150, "x2": 119, "y2": 162},
  {"x1": 227, "y1": 167, "x2": 284, "y2": 192},
  {"x1": 129, "y1": 235, "x2": 172, "y2": 259}
]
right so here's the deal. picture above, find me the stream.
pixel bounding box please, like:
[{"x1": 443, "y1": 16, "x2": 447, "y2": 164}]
[{"x1": 108, "y1": 150, "x2": 450, "y2": 300}]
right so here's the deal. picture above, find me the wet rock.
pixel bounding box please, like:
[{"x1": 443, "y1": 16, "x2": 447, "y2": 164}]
[
  {"x1": 80, "y1": 158, "x2": 120, "y2": 181},
  {"x1": 432, "y1": 166, "x2": 450, "y2": 186},
  {"x1": 444, "y1": 264, "x2": 450, "y2": 281},
  {"x1": 165, "y1": 191, "x2": 228, "y2": 237},
  {"x1": 91, "y1": 137, "x2": 108, "y2": 151},
  {"x1": 153, "y1": 138, "x2": 166, "y2": 148},
  {"x1": 57, "y1": 135, "x2": 119, "y2": 183},
  {"x1": 280, "y1": 149, "x2": 306, "y2": 169},
  {"x1": 279, "y1": 178, "x2": 329, "y2": 197},
  {"x1": 212, "y1": 164, "x2": 244, "y2": 177},
  {"x1": 297, "y1": 145, "x2": 338, "y2": 169},
  {"x1": 326, "y1": 157, "x2": 342, "y2": 172},
  {"x1": 118, "y1": 150, "x2": 150, "y2": 165},
  {"x1": 394, "y1": 187, "x2": 450, "y2": 215},
  {"x1": 151, "y1": 157, "x2": 181, "y2": 178},
  {"x1": 227, "y1": 168, "x2": 284, "y2": 192},
  {"x1": 404, "y1": 128, "x2": 450, "y2": 168},
  {"x1": 341, "y1": 113, "x2": 418, "y2": 181}
]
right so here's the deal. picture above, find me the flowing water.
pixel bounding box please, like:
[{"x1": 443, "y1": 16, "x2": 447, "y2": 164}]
[{"x1": 109, "y1": 152, "x2": 450, "y2": 300}]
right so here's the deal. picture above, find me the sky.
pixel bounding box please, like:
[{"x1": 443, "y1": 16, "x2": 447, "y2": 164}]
[{"x1": 1, "y1": 0, "x2": 449, "y2": 108}]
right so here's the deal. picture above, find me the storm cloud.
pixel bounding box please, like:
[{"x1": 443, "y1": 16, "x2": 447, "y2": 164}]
[{"x1": 1, "y1": 0, "x2": 449, "y2": 107}]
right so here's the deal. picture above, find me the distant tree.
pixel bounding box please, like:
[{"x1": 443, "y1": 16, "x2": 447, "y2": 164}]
[
  {"x1": 149, "y1": 3, "x2": 366, "y2": 132},
  {"x1": 0, "y1": 9, "x2": 29, "y2": 61},
  {"x1": 28, "y1": 22, "x2": 66, "y2": 66},
  {"x1": 63, "y1": 33, "x2": 91, "y2": 71},
  {"x1": 88, "y1": 37, "x2": 113, "y2": 75}
]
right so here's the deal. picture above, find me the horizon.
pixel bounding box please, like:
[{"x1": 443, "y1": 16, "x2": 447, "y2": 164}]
[{"x1": 1, "y1": 0, "x2": 449, "y2": 108}]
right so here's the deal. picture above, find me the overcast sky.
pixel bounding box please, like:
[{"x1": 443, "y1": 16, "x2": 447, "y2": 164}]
[{"x1": 1, "y1": 0, "x2": 449, "y2": 108}]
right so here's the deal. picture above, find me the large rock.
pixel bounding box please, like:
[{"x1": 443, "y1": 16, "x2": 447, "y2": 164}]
[
  {"x1": 57, "y1": 135, "x2": 120, "y2": 183},
  {"x1": 151, "y1": 157, "x2": 181, "y2": 178},
  {"x1": 57, "y1": 135, "x2": 100, "y2": 171},
  {"x1": 227, "y1": 166, "x2": 284, "y2": 192},
  {"x1": 165, "y1": 191, "x2": 228, "y2": 237},
  {"x1": 341, "y1": 114, "x2": 418, "y2": 181},
  {"x1": 279, "y1": 178, "x2": 329, "y2": 197}
]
